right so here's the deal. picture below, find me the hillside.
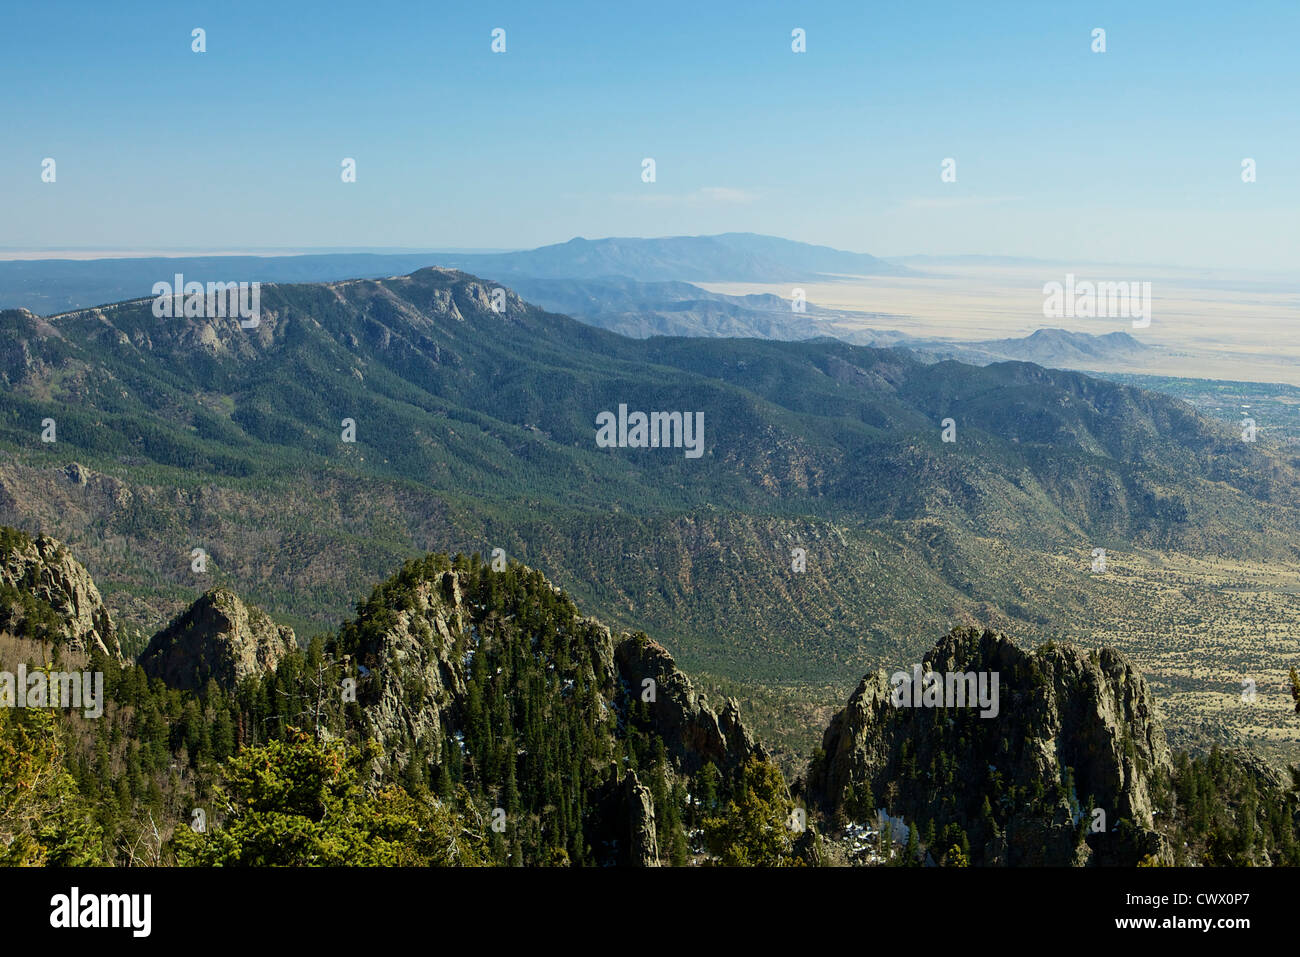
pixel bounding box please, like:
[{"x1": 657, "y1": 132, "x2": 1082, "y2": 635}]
[
  {"x1": 915, "y1": 329, "x2": 1155, "y2": 370},
  {"x1": 0, "y1": 536, "x2": 793, "y2": 867},
  {"x1": 806, "y1": 628, "x2": 1171, "y2": 865},
  {"x1": 1, "y1": 533, "x2": 1295, "y2": 867},
  {"x1": 803, "y1": 627, "x2": 1300, "y2": 867},
  {"x1": 1, "y1": 269, "x2": 1299, "y2": 764},
  {"x1": 506, "y1": 276, "x2": 867, "y2": 341}
]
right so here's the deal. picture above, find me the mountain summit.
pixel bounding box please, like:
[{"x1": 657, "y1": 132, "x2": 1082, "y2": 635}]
[
  {"x1": 436, "y1": 233, "x2": 909, "y2": 282},
  {"x1": 0, "y1": 234, "x2": 905, "y2": 315},
  {"x1": 806, "y1": 627, "x2": 1173, "y2": 865}
]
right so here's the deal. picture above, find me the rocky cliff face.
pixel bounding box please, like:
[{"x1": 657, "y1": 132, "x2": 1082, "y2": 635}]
[
  {"x1": 138, "y1": 587, "x2": 296, "y2": 691},
  {"x1": 588, "y1": 770, "x2": 660, "y2": 866},
  {"x1": 340, "y1": 569, "x2": 481, "y2": 772},
  {"x1": 806, "y1": 627, "x2": 1172, "y2": 865},
  {"x1": 333, "y1": 556, "x2": 765, "y2": 864},
  {"x1": 0, "y1": 527, "x2": 122, "y2": 660},
  {"x1": 613, "y1": 632, "x2": 765, "y2": 774},
  {"x1": 338, "y1": 563, "x2": 761, "y2": 778},
  {"x1": 621, "y1": 770, "x2": 660, "y2": 866}
]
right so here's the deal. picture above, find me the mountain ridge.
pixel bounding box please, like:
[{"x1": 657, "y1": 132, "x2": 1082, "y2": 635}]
[
  {"x1": 1, "y1": 267, "x2": 1298, "y2": 741},
  {"x1": 0, "y1": 234, "x2": 906, "y2": 315}
]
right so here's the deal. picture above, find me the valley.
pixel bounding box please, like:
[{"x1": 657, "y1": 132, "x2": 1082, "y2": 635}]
[{"x1": 2, "y1": 264, "x2": 1299, "y2": 781}]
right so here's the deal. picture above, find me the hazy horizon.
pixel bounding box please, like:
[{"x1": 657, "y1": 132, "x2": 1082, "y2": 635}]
[
  {"x1": 4, "y1": 1, "x2": 1298, "y2": 270},
  {"x1": 3, "y1": 235, "x2": 1299, "y2": 278}
]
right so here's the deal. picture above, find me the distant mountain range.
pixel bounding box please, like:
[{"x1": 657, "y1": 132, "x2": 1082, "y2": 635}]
[
  {"x1": 0, "y1": 233, "x2": 906, "y2": 316},
  {"x1": 511, "y1": 276, "x2": 1155, "y2": 373},
  {"x1": 0, "y1": 238, "x2": 1161, "y2": 380},
  {"x1": 508, "y1": 276, "x2": 911, "y2": 342},
  {"x1": 435, "y1": 233, "x2": 910, "y2": 282},
  {"x1": 919, "y1": 328, "x2": 1152, "y2": 369},
  {"x1": 0, "y1": 267, "x2": 1289, "y2": 695}
]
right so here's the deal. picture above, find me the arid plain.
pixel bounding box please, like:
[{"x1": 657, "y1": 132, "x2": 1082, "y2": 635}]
[{"x1": 702, "y1": 261, "x2": 1300, "y2": 386}]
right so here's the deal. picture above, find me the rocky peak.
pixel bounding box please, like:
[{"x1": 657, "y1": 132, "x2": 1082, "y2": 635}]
[
  {"x1": 0, "y1": 526, "x2": 122, "y2": 660},
  {"x1": 336, "y1": 556, "x2": 764, "y2": 779},
  {"x1": 613, "y1": 632, "x2": 765, "y2": 774},
  {"x1": 339, "y1": 568, "x2": 477, "y2": 773},
  {"x1": 331, "y1": 552, "x2": 772, "y2": 867},
  {"x1": 807, "y1": 626, "x2": 1172, "y2": 865},
  {"x1": 138, "y1": 587, "x2": 297, "y2": 691}
]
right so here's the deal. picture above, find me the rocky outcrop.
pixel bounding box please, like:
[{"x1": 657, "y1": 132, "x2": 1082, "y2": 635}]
[
  {"x1": 339, "y1": 560, "x2": 762, "y2": 782},
  {"x1": 333, "y1": 555, "x2": 770, "y2": 866},
  {"x1": 338, "y1": 564, "x2": 634, "y2": 775},
  {"x1": 341, "y1": 570, "x2": 476, "y2": 773},
  {"x1": 621, "y1": 771, "x2": 660, "y2": 866},
  {"x1": 138, "y1": 588, "x2": 296, "y2": 691},
  {"x1": 0, "y1": 527, "x2": 122, "y2": 660},
  {"x1": 613, "y1": 632, "x2": 765, "y2": 775},
  {"x1": 807, "y1": 627, "x2": 1172, "y2": 866},
  {"x1": 584, "y1": 767, "x2": 662, "y2": 867}
]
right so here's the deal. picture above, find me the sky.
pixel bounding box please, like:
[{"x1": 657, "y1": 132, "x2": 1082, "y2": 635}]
[{"x1": 1, "y1": 0, "x2": 1298, "y2": 270}]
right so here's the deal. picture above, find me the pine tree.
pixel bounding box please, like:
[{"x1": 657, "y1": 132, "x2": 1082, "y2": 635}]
[{"x1": 905, "y1": 822, "x2": 920, "y2": 866}]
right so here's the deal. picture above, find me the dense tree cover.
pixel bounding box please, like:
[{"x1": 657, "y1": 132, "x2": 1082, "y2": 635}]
[
  {"x1": 702, "y1": 756, "x2": 803, "y2": 866},
  {"x1": 4, "y1": 545, "x2": 1298, "y2": 867},
  {"x1": 336, "y1": 552, "x2": 711, "y2": 866},
  {"x1": 0, "y1": 553, "x2": 766, "y2": 866},
  {"x1": 0, "y1": 581, "x2": 69, "y2": 644},
  {"x1": 0, "y1": 704, "x2": 102, "y2": 865},
  {"x1": 171, "y1": 731, "x2": 483, "y2": 866},
  {"x1": 11, "y1": 269, "x2": 1300, "y2": 706},
  {"x1": 10, "y1": 627, "x2": 1300, "y2": 867},
  {"x1": 1159, "y1": 748, "x2": 1300, "y2": 866},
  {"x1": 807, "y1": 662, "x2": 1300, "y2": 867},
  {"x1": 806, "y1": 676, "x2": 1067, "y2": 865}
]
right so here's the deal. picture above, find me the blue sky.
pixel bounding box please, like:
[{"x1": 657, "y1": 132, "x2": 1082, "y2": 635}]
[{"x1": 2, "y1": 0, "x2": 1297, "y2": 269}]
